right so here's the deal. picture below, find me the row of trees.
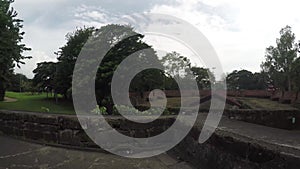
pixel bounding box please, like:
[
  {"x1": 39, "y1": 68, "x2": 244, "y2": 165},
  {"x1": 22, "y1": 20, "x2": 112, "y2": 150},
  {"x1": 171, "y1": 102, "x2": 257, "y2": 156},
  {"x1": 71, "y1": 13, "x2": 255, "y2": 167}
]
[
  {"x1": 32, "y1": 25, "x2": 212, "y2": 112},
  {"x1": 1, "y1": 1, "x2": 298, "y2": 103},
  {"x1": 226, "y1": 70, "x2": 268, "y2": 90},
  {"x1": 36, "y1": 25, "x2": 300, "y2": 104},
  {"x1": 226, "y1": 26, "x2": 300, "y2": 91},
  {"x1": 0, "y1": 0, "x2": 31, "y2": 101},
  {"x1": 6, "y1": 73, "x2": 34, "y2": 92}
]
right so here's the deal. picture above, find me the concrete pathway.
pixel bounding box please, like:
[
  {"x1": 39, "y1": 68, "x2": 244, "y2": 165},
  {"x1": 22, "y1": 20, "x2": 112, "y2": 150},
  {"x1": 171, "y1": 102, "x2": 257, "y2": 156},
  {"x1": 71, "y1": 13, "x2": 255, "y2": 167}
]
[
  {"x1": 3, "y1": 97, "x2": 17, "y2": 103},
  {"x1": 0, "y1": 135, "x2": 194, "y2": 169},
  {"x1": 218, "y1": 116, "x2": 300, "y2": 156},
  {"x1": 195, "y1": 113, "x2": 300, "y2": 157}
]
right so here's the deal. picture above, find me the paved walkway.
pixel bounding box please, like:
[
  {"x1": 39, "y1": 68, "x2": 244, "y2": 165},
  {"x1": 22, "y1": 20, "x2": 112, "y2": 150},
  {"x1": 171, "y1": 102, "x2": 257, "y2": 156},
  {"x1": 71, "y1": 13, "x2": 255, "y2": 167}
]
[
  {"x1": 3, "y1": 97, "x2": 17, "y2": 103},
  {"x1": 0, "y1": 135, "x2": 194, "y2": 169},
  {"x1": 219, "y1": 117, "x2": 300, "y2": 156},
  {"x1": 1, "y1": 114, "x2": 300, "y2": 168},
  {"x1": 196, "y1": 113, "x2": 300, "y2": 157}
]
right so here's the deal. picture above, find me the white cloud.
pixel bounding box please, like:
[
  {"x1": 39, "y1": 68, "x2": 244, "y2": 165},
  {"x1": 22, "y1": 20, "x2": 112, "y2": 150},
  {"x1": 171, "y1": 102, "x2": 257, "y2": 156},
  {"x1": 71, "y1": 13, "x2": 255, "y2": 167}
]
[
  {"x1": 15, "y1": 51, "x2": 56, "y2": 79},
  {"x1": 11, "y1": 0, "x2": 300, "y2": 78},
  {"x1": 149, "y1": 0, "x2": 300, "y2": 75},
  {"x1": 73, "y1": 5, "x2": 117, "y2": 27}
]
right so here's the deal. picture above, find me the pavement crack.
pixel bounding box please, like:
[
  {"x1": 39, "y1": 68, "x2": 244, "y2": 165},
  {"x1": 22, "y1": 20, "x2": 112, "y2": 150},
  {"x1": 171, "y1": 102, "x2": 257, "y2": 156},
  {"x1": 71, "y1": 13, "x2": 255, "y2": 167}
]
[
  {"x1": 0, "y1": 147, "x2": 48, "y2": 159},
  {"x1": 87, "y1": 158, "x2": 101, "y2": 169},
  {"x1": 11, "y1": 164, "x2": 35, "y2": 168},
  {"x1": 48, "y1": 159, "x2": 71, "y2": 169}
]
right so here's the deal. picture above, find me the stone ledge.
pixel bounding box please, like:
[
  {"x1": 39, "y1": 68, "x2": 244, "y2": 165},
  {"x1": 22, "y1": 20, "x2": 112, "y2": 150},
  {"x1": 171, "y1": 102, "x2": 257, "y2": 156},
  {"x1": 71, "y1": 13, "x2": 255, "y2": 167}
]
[
  {"x1": 170, "y1": 114, "x2": 300, "y2": 169},
  {"x1": 1, "y1": 110, "x2": 300, "y2": 169}
]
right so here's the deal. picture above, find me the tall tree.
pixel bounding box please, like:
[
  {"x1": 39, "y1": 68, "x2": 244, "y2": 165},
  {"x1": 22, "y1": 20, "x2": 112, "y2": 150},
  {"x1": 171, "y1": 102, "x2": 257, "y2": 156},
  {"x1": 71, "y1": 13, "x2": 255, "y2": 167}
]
[
  {"x1": 54, "y1": 24, "x2": 164, "y2": 113},
  {"x1": 191, "y1": 67, "x2": 215, "y2": 89},
  {"x1": 0, "y1": 0, "x2": 30, "y2": 100},
  {"x1": 161, "y1": 51, "x2": 191, "y2": 78},
  {"x1": 261, "y1": 26, "x2": 299, "y2": 91},
  {"x1": 93, "y1": 25, "x2": 163, "y2": 111},
  {"x1": 291, "y1": 57, "x2": 300, "y2": 91},
  {"x1": 56, "y1": 27, "x2": 95, "y2": 99},
  {"x1": 32, "y1": 62, "x2": 57, "y2": 93}
]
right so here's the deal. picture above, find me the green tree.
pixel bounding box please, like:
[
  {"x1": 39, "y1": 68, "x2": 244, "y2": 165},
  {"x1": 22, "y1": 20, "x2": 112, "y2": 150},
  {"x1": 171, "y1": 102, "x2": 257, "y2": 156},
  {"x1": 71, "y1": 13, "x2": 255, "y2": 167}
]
[
  {"x1": 226, "y1": 70, "x2": 268, "y2": 90},
  {"x1": 261, "y1": 26, "x2": 299, "y2": 91},
  {"x1": 54, "y1": 24, "x2": 164, "y2": 113},
  {"x1": 32, "y1": 62, "x2": 57, "y2": 94},
  {"x1": 92, "y1": 25, "x2": 163, "y2": 111},
  {"x1": 191, "y1": 67, "x2": 215, "y2": 89},
  {"x1": 56, "y1": 27, "x2": 95, "y2": 99},
  {"x1": 0, "y1": 0, "x2": 30, "y2": 100},
  {"x1": 7, "y1": 73, "x2": 28, "y2": 92},
  {"x1": 161, "y1": 51, "x2": 191, "y2": 78},
  {"x1": 291, "y1": 57, "x2": 300, "y2": 91},
  {"x1": 160, "y1": 52, "x2": 193, "y2": 90}
]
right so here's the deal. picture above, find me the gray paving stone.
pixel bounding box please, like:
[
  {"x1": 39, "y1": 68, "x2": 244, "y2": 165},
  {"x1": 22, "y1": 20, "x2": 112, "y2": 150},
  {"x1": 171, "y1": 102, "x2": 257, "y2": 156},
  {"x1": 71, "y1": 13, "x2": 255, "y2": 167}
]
[{"x1": 0, "y1": 135, "x2": 192, "y2": 169}]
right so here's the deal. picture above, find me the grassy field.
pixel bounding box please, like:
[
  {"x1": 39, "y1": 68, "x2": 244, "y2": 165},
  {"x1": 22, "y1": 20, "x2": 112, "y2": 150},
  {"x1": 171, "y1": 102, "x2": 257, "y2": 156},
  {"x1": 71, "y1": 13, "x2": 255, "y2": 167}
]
[
  {"x1": 238, "y1": 97, "x2": 298, "y2": 110},
  {"x1": 0, "y1": 92, "x2": 75, "y2": 114},
  {"x1": 2, "y1": 92, "x2": 297, "y2": 115}
]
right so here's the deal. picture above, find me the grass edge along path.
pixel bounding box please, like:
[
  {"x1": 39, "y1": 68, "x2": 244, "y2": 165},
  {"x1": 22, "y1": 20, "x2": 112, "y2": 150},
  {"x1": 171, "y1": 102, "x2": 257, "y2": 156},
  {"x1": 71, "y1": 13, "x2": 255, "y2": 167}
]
[{"x1": 0, "y1": 92, "x2": 75, "y2": 115}]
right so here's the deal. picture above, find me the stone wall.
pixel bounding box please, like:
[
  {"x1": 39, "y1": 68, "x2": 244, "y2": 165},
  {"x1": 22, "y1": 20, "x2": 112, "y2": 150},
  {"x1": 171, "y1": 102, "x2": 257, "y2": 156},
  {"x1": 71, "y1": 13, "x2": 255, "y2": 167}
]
[
  {"x1": 0, "y1": 110, "x2": 299, "y2": 168},
  {"x1": 224, "y1": 109, "x2": 299, "y2": 130},
  {"x1": 172, "y1": 128, "x2": 300, "y2": 169},
  {"x1": 0, "y1": 110, "x2": 175, "y2": 149}
]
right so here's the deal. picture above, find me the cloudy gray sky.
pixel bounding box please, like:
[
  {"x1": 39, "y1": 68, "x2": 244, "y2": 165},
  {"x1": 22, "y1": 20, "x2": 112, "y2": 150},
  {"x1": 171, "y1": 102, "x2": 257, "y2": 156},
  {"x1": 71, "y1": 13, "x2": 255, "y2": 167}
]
[{"x1": 12, "y1": 0, "x2": 300, "y2": 78}]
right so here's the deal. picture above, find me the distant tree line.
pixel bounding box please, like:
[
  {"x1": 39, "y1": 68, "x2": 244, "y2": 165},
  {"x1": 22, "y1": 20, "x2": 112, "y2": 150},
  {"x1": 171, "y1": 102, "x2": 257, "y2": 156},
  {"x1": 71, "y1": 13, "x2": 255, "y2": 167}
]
[
  {"x1": 227, "y1": 26, "x2": 300, "y2": 91},
  {"x1": 226, "y1": 70, "x2": 268, "y2": 90},
  {"x1": 6, "y1": 73, "x2": 35, "y2": 93}
]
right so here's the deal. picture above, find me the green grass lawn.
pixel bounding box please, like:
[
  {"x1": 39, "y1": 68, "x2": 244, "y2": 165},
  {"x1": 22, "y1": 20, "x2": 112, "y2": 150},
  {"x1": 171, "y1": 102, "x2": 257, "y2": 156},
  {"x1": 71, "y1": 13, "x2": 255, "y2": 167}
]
[
  {"x1": 238, "y1": 97, "x2": 298, "y2": 110},
  {"x1": 4, "y1": 92, "x2": 296, "y2": 115},
  {"x1": 0, "y1": 92, "x2": 75, "y2": 115}
]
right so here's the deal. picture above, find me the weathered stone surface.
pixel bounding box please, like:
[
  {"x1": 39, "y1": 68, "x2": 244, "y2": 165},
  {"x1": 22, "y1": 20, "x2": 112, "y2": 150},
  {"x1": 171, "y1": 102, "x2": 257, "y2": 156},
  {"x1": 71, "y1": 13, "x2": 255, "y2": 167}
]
[
  {"x1": 169, "y1": 114, "x2": 300, "y2": 169},
  {"x1": 59, "y1": 129, "x2": 73, "y2": 145},
  {"x1": 0, "y1": 110, "x2": 300, "y2": 169},
  {"x1": 224, "y1": 109, "x2": 299, "y2": 130},
  {"x1": 58, "y1": 116, "x2": 82, "y2": 129},
  {"x1": 0, "y1": 135, "x2": 189, "y2": 169},
  {"x1": 43, "y1": 131, "x2": 58, "y2": 143}
]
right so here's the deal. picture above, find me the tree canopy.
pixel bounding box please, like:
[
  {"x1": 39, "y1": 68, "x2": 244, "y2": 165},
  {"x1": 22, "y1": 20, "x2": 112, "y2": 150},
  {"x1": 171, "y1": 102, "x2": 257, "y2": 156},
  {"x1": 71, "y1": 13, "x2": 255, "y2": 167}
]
[
  {"x1": 32, "y1": 62, "x2": 57, "y2": 92},
  {"x1": 0, "y1": 0, "x2": 30, "y2": 100},
  {"x1": 226, "y1": 70, "x2": 268, "y2": 90},
  {"x1": 261, "y1": 25, "x2": 299, "y2": 91}
]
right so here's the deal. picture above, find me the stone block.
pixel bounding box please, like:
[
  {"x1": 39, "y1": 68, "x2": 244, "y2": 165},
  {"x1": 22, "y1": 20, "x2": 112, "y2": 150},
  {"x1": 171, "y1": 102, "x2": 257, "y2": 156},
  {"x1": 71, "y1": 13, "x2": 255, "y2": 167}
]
[{"x1": 59, "y1": 129, "x2": 73, "y2": 145}]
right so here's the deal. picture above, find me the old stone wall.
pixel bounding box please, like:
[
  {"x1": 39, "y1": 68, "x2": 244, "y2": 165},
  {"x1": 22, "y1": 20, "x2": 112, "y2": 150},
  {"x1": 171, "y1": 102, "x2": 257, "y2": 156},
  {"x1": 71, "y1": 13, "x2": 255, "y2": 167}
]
[
  {"x1": 0, "y1": 110, "x2": 175, "y2": 149},
  {"x1": 0, "y1": 110, "x2": 299, "y2": 169},
  {"x1": 172, "y1": 128, "x2": 300, "y2": 169},
  {"x1": 224, "y1": 109, "x2": 299, "y2": 130}
]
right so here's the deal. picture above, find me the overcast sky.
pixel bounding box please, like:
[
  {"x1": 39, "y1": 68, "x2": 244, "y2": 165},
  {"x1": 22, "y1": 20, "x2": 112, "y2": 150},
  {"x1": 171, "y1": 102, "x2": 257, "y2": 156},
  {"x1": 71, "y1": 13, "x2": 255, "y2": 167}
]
[{"x1": 12, "y1": 0, "x2": 300, "y2": 78}]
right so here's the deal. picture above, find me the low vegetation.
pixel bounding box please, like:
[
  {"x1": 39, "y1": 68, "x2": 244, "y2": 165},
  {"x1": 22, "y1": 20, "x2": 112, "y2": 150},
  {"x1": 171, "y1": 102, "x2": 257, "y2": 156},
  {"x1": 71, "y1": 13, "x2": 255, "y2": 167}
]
[
  {"x1": 238, "y1": 97, "x2": 298, "y2": 110},
  {"x1": 0, "y1": 92, "x2": 75, "y2": 114}
]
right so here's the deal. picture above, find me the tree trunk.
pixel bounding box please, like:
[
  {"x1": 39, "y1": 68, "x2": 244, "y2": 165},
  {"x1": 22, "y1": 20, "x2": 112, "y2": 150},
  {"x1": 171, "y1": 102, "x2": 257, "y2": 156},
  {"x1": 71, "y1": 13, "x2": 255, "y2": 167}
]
[
  {"x1": 0, "y1": 80, "x2": 5, "y2": 101},
  {"x1": 287, "y1": 74, "x2": 292, "y2": 91}
]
